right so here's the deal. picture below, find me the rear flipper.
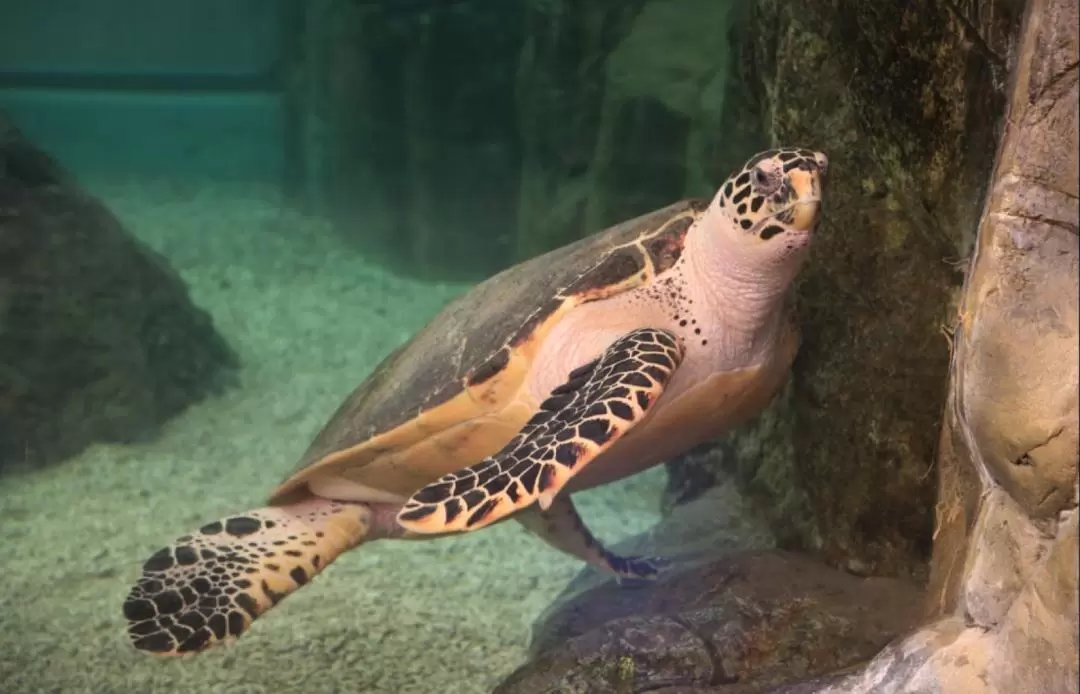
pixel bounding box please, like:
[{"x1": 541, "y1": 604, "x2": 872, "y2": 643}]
[
  {"x1": 516, "y1": 495, "x2": 669, "y2": 585},
  {"x1": 122, "y1": 499, "x2": 370, "y2": 655}
]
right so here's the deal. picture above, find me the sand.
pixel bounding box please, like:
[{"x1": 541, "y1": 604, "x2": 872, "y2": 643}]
[{"x1": 0, "y1": 179, "x2": 674, "y2": 694}]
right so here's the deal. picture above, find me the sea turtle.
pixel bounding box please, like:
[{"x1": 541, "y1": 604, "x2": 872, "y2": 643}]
[{"x1": 122, "y1": 147, "x2": 828, "y2": 656}]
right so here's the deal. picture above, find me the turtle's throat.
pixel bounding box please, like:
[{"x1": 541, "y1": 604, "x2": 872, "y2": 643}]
[{"x1": 683, "y1": 215, "x2": 804, "y2": 336}]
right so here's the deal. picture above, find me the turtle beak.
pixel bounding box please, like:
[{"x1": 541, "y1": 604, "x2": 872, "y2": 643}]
[
  {"x1": 787, "y1": 156, "x2": 826, "y2": 232},
  {"x1": 789, "y1": 196, "x2": 821, "y2": 233}
]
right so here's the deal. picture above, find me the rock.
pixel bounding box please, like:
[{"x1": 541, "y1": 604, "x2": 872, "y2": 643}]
[
  {"x1": 494, "y1": 485, "x2": 916, "y2": 693},
  {"x1": 919, "y1": 0, "x2": 1077, "y2": 686},
  {"x1": 665, "y1": 0, "x2": 1027, "y2": 581},
  {"x1": 530, "y1": 481, "x2": 779, "y2": 652},
  {"x1": 495, "y1": 550, "x2": 922, "y2": 694},
  {"x1": 0, "y1": 113, "x2": 239, "y2": 471}
]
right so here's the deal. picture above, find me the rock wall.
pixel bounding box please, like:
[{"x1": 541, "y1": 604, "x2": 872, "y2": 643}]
[
  {"x1": 925, "y1": 0, "x2": 1078, "y2": 681},
  {"x1": 678, "y1": 0, "x2": 1027, "y2": 580},
  {"x1": 287, "y1": 0, "x2": 760, "y2": 279},
  {"x1": 0, "y1": 114, "x2": 239, "y2": 471}
]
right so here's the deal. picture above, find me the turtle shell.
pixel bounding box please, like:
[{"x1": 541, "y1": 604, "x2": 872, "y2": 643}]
[{"x1": 269, "y1": 198, "x2": 707, "y2": 504}]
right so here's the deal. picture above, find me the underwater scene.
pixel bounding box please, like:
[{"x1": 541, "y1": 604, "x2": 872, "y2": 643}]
[{"x1": 1, "y1": 1, "x2": 1077, "y2": 693}]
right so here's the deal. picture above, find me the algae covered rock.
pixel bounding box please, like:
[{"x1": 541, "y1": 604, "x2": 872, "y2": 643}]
[
  {"x1": 496, "y1": 550, "x2": 921, "y2": 694},
  {"x1": 0, "y1": 113, "x2": 238, "y2": 471}
]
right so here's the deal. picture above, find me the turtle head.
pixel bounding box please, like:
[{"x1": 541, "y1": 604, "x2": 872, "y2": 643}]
[{"x1": 713, "y1": 148, "x2": 827, "y2": 262}]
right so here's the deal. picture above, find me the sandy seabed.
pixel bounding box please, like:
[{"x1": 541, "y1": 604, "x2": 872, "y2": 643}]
[{"x1": 0, "y1": 179, "x2": 670, "y2": 694}]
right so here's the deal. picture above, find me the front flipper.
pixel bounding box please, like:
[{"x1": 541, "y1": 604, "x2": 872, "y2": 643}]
[
  {"x1": 397, "y1": 327, "x2": 685, "y2": 534},
  {"x1": 516, "y1": 495, "x2": 669, "y2": 583}
]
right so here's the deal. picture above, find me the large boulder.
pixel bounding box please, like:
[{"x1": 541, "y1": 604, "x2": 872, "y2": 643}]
[{"x1": 0, "y1": 114, "x2": 239, "y2": 471}]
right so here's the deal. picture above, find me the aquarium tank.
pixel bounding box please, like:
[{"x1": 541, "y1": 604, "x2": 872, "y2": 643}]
[{"x1": 1, "y1": 1, "x2": 1077, "y2": 693}]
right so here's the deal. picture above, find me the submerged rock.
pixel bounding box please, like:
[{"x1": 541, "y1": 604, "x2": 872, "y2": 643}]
[
  {"x1": 0, "y1": 113, "x2": 239, "y2": 471},
  {"x1": 496, "y1": 550, "x2": 921, "y2": 694}
]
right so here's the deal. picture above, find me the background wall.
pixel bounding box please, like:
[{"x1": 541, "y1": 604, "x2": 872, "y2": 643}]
[{"x1": 0, "y1": 0, "x2": 287, "y2": 183}]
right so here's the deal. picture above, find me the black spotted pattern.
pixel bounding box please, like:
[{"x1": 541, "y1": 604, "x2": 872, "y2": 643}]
[
  {"x1": 715, "y1": 148, "x2": 827, "y2": 241},
  {"x1": 123, "y1": 502, "x2": 364, "y2": 655},
  {"x1": 621, "y1": 244, "x2": 712, "y2": 347},
  {"x1": 398, "y1": 328, "x2": 685, "y2": 533}
]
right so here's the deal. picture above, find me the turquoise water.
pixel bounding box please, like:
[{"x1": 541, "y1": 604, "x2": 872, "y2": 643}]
[{"x1": 0, "y1": 2, "x2": 761, "y2": 692}]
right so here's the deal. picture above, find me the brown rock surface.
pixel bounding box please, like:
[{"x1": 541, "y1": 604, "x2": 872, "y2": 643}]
[{"x1": 496, "y1": 550, "x2": 921, "y2": 694}]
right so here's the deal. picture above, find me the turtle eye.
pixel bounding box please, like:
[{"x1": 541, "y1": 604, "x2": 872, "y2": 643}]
[
  {"x1": 751, "y1": 166, "x2": 778, "y2": 194},
  {"x1": 747, "y1": 167, "x2": 781, "y2": 199}
]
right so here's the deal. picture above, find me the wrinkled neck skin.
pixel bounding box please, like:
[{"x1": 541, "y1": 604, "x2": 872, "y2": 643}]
[{"x1": 679, "y1": 209, "x2": 807, "y2": 362}]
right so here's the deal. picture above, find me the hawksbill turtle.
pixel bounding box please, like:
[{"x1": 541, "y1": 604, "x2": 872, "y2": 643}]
[{"x1": 122, "y1": 147, "x2": 828, "y2": 655}]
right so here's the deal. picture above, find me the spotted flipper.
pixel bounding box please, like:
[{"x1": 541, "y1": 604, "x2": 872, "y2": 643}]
[
  {"x1": 397, "y1": 327, "x2": 685, "y2": 534},
  {"x1": 516, "y1": 496, "x2": 669, "y2": 583},
  {"x1": 122, "y1": 499, "x2": 370, "y2": 655}
]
